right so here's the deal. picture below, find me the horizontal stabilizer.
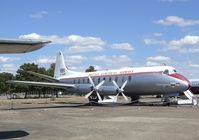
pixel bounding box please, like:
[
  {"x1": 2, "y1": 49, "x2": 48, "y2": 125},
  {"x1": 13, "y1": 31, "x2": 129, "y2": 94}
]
[
  {"x1": 7, "y1": 80, "x2": 75, "y2": 89},
  {"x1": 27, "y1": 71, "x2": 59, "y2": 82},
  {"x1": 0, "y1": 39, "x2": 51, "y2": 53}
]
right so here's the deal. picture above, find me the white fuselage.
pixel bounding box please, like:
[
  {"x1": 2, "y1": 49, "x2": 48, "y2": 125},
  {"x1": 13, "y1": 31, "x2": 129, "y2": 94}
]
[{"x1": 59, "y1": 66, "x2": 190, "y2": 96}]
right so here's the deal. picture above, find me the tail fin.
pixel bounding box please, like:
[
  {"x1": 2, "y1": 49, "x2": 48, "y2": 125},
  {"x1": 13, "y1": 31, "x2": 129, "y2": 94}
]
[{"x1": 54, "y1": 51, "x2": 77, "y2": 79}]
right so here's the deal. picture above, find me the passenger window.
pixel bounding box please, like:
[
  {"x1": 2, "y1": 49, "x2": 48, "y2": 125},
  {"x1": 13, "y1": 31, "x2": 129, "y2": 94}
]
[
  {"x1": 128, "y1": 76, "x2": 131, "y2": 81},
  {"x1": 122, "y1": 76, "x2": 124, "y2": 82},
  {"x1": 103, "y1": 77, "x2": 105, "y2": 81},
  {"x1": 109, "y1": 77, "x2": 112, "y2": 82},
  {"x1": 98, "y1": 77, "x2": 100, "y2": 83},
  {"x1": 73, "y1": 79, "x2": 75, "y2": 84},
  {"x1": 87, "y1": 78, "x2": 89, "y2": 83},
  {"x1": 115, "y1": 76, "x2": 118, "y2": 82},
  {"x1": 78, "y1": 79, "x2": 80, "y2": 84},
  {"x1": 83, "y1": 79, "x2": 85, "y2": 84}
]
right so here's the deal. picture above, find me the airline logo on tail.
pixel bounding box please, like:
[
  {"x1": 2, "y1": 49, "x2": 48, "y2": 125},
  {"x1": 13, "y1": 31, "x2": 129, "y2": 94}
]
[{"x1": 60, "y1": 68, "x2": 66, "y2": 75}]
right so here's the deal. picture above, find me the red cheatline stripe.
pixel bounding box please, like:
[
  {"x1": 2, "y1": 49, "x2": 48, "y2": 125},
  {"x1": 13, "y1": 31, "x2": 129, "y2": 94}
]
[
  {"x1": 168, "y1": 73, "x2": 192, "y2": 89},
  {"x1": 60, "y1": 71, "x2": 163, "y2": 80}
]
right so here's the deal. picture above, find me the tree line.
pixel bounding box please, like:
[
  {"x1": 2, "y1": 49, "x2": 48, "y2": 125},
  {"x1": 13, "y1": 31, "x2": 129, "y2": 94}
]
[{"x1": 0, "y1": 63, "x2": 96, "y2": 98}]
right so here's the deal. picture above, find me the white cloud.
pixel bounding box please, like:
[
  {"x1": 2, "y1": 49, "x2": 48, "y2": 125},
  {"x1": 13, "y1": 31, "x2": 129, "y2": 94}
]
[
  {"x1": 19, "y1": 33, "x2": 105, "y2": 46},
  {"x1": 147, "y1": 56, "x2": 171, "y2": 62},
  {"x1": 34, "y1": 55, "x2": 87, "y2": 66},
  {"x1": 65, "y1": 45, "x2": 104, "y2": 53},
  {"x1": 34, "y1": 57, "x2": 55, "y2": 64},
  {"x1": 19, "y1": 33, "x2": 105, "y2": 53},
  {"x1": 189, "y1": 64, "x2": 199, "y2": 68},
  {"x1": 153, "y1": 32, "x2": 163, "y2": 37},
  {"x1": 0, "y1": 56, "x2": 20, "y2": 63},
  {"x1": 146, "y1": 61, "x2": 160, "y2": 66},
  {"x1": 146, "y1": 56, "x2": 171, "y2": 66},
  {"x1": 30, "y1": 11, "x2": 48, "y2": 19},
  {"x1": 65, "y1": 55, "x2": 87, "y2": 64},
  {"x1": 111, "y1": 43, "x2": 134, "y2": 51},
  {"x1": 165, "y1": 35, "x2": 199, "y2": 53},
  {"x1": 0, "y1": 63, "x2": 18, "y2": 73},
  {"x1": 169, "y1": 35, "x2": 199, "y2": 47},
  {"x1": 154, "y1": 16, "x2": 199, "y2": 27},
  {"x1": 144, "y1": 35, "x2": 199, "y2": 53},
  {"x1": 2, "y1": 64, "x2": 16, "y2": 69},
  {"x1": 144, "y1": 38, "x2": 166, "y2": 45},
  {"x1": 93, "y1": 65, "x2": 102, "y2": 70},
  {"x1": 94, "y1": 55, "x2": 132, "y2": 69}
]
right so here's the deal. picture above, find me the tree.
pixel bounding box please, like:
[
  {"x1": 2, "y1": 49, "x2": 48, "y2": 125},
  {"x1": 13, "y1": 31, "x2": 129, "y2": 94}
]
[
  {"x1": 15, "y1": 63, "x2": 47, "y2": 98},
  {"x1": 85, "y1": 66, "x2": 97, "y2": 72},
  {"x1": 47, "y1": 63, "x2": 55, "y2": 76},
  {"x1": 0, "y1": 72, "x2": 14, "y2": 94}
]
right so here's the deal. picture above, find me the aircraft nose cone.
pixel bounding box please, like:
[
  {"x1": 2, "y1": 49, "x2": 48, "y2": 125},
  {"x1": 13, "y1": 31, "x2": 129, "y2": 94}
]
[{"x1": 169, "y1": 73, "x2": 191, "y2": 90}]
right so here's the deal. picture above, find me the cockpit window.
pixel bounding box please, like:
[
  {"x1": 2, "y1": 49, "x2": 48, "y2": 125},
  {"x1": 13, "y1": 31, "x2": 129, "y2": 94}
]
[
  {"x1": 163, "y1": 69, "x2": 169, "y2": 74},
  {"x1": 173, "y1": 69, "x2": 177, "y2": 73}
]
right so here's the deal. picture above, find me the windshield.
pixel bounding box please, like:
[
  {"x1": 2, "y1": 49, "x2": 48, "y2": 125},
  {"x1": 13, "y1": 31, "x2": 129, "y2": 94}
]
[
  {"x1": 163, "y1": 69, "x2": 177, "y2": 75},
  {"x1": 163, "y1": 69, "x2": 169, "y2": 74}
]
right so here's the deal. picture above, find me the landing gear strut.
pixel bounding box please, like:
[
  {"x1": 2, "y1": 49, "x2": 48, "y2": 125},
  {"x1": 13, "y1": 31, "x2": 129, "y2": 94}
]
[
  {"x1": 88, "y1": 92, "x2": 98, "y2": 103},
  {"x1": 88, "y1": 92, "x2": 104, "y2": 105}
]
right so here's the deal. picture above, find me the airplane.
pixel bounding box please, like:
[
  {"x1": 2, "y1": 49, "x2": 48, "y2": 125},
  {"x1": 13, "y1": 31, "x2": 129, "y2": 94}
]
[
  {"x1": 0, "y1": 39, "x2": 51, "y2": 53},
  {"x1": 7, "y1": 51, "x2": 197, "y2": 105}
]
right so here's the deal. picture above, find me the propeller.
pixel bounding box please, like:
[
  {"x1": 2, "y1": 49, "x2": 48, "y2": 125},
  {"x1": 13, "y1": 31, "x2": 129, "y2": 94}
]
[
  {"x1": 85, "y1": 76, "x2": 105, "y2": 102},
  {"x1": 112, "y1": 80, "x2": 128, "y2": 102}
]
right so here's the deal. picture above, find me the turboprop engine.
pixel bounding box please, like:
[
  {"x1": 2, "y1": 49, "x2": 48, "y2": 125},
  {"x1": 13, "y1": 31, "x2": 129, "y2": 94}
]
[
  {"x1": 72, "y1": 84, "x2": 92, "y2": 93},
  {"x1": 97, "y1": 86, "x2": 118, "y2": 95},
  {"x1": 73, "y1": 85, "x2": 118, "y2": 96}
]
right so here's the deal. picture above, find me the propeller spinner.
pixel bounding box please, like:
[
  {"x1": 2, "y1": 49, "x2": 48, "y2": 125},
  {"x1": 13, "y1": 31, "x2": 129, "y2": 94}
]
[{"x1": 112, "y1": 80, "x2": 128, "y2": 102}]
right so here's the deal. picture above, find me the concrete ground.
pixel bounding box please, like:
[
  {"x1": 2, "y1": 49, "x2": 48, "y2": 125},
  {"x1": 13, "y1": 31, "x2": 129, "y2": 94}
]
[{"x1": 0, "y1": 97, "x2": 199, "y2": 140}]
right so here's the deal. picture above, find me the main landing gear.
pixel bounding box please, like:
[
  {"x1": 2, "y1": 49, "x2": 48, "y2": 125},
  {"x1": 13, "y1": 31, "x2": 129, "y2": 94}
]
[
  {"x1": 88, "y1": 91, "x2": 104, "y2": 105},
  {"x1": 130, "y1": 96, "x2": 140, "y2": 104}
]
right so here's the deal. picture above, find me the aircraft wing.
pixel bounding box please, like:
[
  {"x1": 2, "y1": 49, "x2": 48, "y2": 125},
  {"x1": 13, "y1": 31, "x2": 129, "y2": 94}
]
[
  {"x1": 7, "y1": 80, "x2": 75, "y2": 89},
  {"x1": 27, "y1": 71, "x2": 59, "y2": 82},
  {"x1": 0, "y1": 39, "x2": 51, "y2": 54}
]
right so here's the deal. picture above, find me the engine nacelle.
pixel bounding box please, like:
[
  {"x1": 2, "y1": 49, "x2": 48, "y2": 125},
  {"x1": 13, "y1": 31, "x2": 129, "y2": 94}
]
[
  {"x1": 98, "y1": 86, "x2": 117, "y2": 95},
  {"x1": 71, "y1": 84, "x2": 92, "y2": 93},
  {"x1": 69, "y1": 84, "x2": 118, "y2": 95}
]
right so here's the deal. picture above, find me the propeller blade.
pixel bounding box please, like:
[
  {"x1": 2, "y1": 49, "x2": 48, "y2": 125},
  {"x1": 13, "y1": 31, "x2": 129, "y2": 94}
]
[
  {"x1": 85, "y1": 91, "x2": 93, "y2": 99},
  {"x1": 96, "y1": 80, "x2": 105, "y2": 89},
  {"x1": 96, "y1": 91, "x2": 102, "y2": 101},
  {"x1": 121, "y1": 92, "x2": 128, "y2": 101},
  {"x1": 112, "y1": 80, "x2": 120, "y2": 89},
  {"x1": 121, "y1": 80, "x2": 128, "y2": 90},
  {"x1": 88, "y1": 76, "x2": 95, "y2": 87}
]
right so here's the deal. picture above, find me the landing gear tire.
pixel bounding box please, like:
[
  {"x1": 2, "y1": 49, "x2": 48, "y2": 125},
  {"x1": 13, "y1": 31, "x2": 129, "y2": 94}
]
[
  {"x1": 88, "y1": 92, "x2": 99, "y2": 105},
  {"x1": 131, "y1": 96, "x2": 140, "y2": 104},
  {"x1": 163, "y1": 102, "x2": 171, "y2": 106},
  {"x1": 88, "y1": 95, "x2": 98, "y2": 102}
]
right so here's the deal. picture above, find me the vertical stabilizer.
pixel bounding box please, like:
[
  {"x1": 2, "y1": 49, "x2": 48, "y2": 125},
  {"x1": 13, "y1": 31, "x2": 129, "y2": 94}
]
[{"x1": 54, "y1": 51, "x2": 77, "y2": 79}]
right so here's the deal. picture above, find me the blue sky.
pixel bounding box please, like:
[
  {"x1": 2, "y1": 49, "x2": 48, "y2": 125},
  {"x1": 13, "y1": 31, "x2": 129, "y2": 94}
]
[{"x1": 0, "y1": 0, "x2": 199, "y2": 78}]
